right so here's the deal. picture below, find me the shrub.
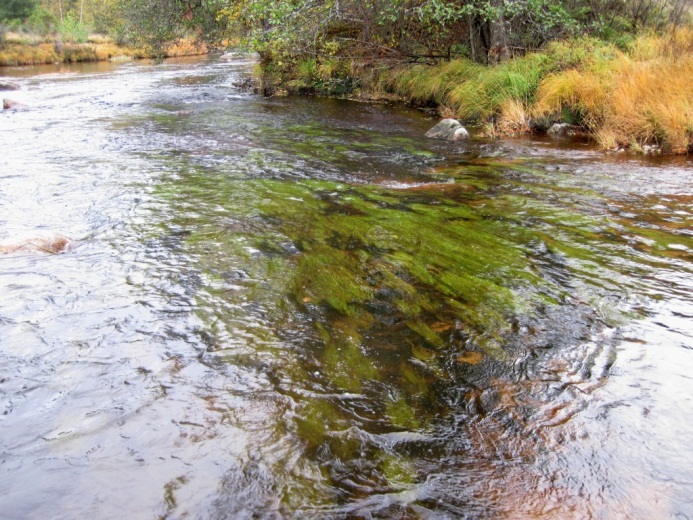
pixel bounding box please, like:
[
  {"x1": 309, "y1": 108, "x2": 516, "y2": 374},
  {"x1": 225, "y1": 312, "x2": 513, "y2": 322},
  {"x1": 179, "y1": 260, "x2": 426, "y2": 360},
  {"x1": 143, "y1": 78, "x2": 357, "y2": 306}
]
[
  {"x1": 25, "y1": 6, "x2": 56, "y2": 35},
  {"x1": 58, "y1": 12, "x2": 89, "y2": 43}
]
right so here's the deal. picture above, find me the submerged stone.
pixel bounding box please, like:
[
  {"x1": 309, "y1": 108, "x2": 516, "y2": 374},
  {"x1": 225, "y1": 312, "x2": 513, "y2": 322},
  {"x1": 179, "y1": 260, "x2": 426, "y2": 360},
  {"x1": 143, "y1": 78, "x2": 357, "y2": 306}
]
[
  {"x1": 425, "y1": 118, "x2": 469, "y2": 141},
  {"x1": 0, "y1": 81, "x2": 20, "y2": 91},
  {"x1": 3, "y1": 98, "x2": 27, "y2": 111},
  {"x1": 547, "y1": 123, "x2": 580, "y2": 138},
  {"x1": 0, "y1": 236, "x2": 70, "y2": 254}
]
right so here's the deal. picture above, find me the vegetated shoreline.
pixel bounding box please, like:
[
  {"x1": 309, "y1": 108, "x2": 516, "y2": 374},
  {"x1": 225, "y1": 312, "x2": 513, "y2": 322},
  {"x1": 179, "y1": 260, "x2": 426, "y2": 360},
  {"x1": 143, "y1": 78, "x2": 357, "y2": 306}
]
[
  {"x1": 0, "y1": 34, "x2": 208, "y2": 67},
  {"x1": 3, "y1": 29, "x2": 690, "y2": 157},
  {"x1": 258, "y1": 30, "x2": 693, "y2": 156}
]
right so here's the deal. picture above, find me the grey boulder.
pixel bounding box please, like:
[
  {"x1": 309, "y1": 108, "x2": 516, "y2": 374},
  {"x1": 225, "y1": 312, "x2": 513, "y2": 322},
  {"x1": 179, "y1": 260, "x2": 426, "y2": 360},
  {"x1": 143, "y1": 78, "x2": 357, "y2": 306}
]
[
  {"x1": 3, "y1": 98, "x2": 27, "y2": 110},
  {"x1": 426, "y1": 118, "x2": 469, "y2": 141},
  {"x1": 0, "y1": 81, "x2": 20, "y2": 91},
  {"x1": 547, "y1": 123, "x2": 580, "y2": 138}
]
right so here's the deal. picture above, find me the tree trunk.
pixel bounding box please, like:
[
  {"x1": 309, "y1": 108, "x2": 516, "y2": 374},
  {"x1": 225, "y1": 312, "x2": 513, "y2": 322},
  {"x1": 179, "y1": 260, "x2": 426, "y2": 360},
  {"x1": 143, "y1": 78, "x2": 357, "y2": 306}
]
[{"x1": 468, "y1": 15, "x2": 492, "y2": 63}]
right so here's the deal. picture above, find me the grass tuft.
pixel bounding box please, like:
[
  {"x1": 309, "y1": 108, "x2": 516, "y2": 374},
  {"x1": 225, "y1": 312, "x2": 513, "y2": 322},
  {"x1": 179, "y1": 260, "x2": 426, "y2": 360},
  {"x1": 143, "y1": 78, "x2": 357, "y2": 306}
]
[
  {"x1": 534, "y1": 30, "x2": 693, "y2": 153},
  {"x1": 0, "y1": 36, "x2": 207, "y2": 67},
  {"x1": 357, "y1": 30, "x2": 693, "y2": 154}
]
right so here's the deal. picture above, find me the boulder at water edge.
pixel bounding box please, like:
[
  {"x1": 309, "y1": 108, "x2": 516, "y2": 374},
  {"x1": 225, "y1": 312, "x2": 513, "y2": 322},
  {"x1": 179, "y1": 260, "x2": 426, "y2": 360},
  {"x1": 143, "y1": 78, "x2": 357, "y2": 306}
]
[
  {"x1": 547, "y1": 123, "x2": 580, "y2": 138},
  {"x1": 451, "y1": 126, "x2": 470, "y2": 141},
  {"x1": 426, "y1": 118, "x2": 469, "y2": 141},
  {"x1": 0, "y1": 81, "x2": 20, "y2": 91},
  {"x1": 3, "y1": 99, "x2": 26, "y2": 110}
]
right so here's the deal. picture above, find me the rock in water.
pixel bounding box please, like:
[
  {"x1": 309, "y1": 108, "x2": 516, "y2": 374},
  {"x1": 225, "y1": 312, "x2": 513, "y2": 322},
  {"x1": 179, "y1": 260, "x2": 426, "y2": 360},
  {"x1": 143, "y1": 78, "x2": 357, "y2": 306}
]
[
  {"x1": 426, "y1": 118, "x2": 469, "y2": 141},
  {"x1": 0, "y1": 236, "x2": 70, "y2": 254},
  {"x1": 3, "y1": 98, "x2": 26, "y2": 110},
  {"x1": 451, "y1": 127, "x2": 470, "y2": 141},
  {"x1": 547, "y1": 123, "x2": 580, "y2": 138},
  {"x1": 0, "y1": 81, "x2": 20, "y2": 91}
]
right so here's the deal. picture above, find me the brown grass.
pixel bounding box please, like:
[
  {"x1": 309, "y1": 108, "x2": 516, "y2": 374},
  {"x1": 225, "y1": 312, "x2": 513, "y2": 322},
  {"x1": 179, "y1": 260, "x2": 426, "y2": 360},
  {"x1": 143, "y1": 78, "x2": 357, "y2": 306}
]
[
  {"x1": 497, "y1": 98, "x2": 532, "y2": 134},
  {"x1": 0, "y1": 43, "x2": 58, "y2": 66},
  {"x1": 165, "y1": 38, "x2": 209, "y2": 58},
  {"x1": 0, "y1": 36, "x2": 208, "y2": 67},
  {"x1": 534, "y1": 29, "x2": 693, "y2": 153}
]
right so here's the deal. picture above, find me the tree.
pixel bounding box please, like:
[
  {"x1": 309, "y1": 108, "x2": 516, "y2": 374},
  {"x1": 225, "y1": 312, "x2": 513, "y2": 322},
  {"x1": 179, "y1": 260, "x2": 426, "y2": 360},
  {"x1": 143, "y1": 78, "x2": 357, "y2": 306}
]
[
  {"x1": 116, "y1": 0, "x2": 693, "y2": 63},
  {"x1": 0, "y1": 0, "x2": 37, "y2": 22}
]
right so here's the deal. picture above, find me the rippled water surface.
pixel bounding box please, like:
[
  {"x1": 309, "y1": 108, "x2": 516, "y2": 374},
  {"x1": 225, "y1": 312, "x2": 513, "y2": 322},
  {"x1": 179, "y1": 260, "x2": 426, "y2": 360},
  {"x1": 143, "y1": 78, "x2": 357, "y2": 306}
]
[{"x1": 1, "y1": 55, "x2": 692, "y2": 519}]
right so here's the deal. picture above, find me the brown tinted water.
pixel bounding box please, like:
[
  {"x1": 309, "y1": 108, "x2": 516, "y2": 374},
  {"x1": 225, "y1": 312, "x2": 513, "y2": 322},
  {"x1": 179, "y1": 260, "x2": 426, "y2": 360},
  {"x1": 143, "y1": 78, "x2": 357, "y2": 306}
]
[{"x1": 1, "y1": 55, "x2": 692, "y2": 519}]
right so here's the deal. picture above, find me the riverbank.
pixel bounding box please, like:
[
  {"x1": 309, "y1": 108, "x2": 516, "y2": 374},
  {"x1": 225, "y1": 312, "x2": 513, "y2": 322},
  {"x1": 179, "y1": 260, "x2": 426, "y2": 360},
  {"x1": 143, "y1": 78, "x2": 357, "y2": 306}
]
[
  {"x1": 0, "y1": 34, "x2": 208, "y2": 66},
  {"x1": 259, "y1": 30, "x2": 693, "y2": 155}
]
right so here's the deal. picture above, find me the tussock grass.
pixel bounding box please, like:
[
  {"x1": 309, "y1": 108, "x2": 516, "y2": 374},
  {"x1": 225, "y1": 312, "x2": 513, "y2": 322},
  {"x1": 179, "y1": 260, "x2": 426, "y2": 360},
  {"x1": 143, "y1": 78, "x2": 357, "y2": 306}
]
[
  {"x1": 3, "y1": 31, "x2": 44, "y2": 46},
  {"x1": 0, "y1": 36, "x2": 207, "y2": 67},
  {"x1": 497, "y1": 98, "x2": 532, "y2": 135},
  {"x1": 388, "y1": 59, "x2": 479, "y2": 105},
  {"x1": 0, "y1": 43, "x2": 58, "y2": 66},
  {"x1": 165, "y1": 38, "x2": 209, "y2": 58},
  {"x1": 363, "y1": 30, "x2": 693, "y2": 154},
  {"x1": 534, "y1": 28, "x2": 693, "y2": 153},
  {"x1": 448, "y1": 53, "x2": 553, "y2": 121}
]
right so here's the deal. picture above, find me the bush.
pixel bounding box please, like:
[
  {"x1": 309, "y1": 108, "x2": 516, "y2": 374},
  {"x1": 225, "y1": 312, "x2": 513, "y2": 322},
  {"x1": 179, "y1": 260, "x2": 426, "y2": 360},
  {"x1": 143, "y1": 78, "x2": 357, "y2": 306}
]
[
  {"x1": 0, "y1": 0, "x2": 36, "y2": 23},
  {"x1": 25, "y1": 6, "x2": 56, "y2": 35},
  {"x1": 58, "y1": 12, "x2": 89, "y2": 43}
]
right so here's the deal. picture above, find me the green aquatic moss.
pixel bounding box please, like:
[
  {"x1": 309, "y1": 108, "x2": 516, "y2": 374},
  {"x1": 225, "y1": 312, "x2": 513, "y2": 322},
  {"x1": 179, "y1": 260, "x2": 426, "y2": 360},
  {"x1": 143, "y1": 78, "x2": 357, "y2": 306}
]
[
  {"x1": 380, "y1": 455, "x2": 417, "y2": 487},
  {"x1": 141, "y1": 124, "x2": 671, "y2": 512},
  {"x1": 294, "y1": 248, "x2": 373, "y2": 315},
  {"x1": 295, "y1": 399, "x2": 339, "y2": 445},
  {"x1": 322, "y1": 341, "x2": 378, "y2": 392},
  {"x1": 407, "y1": 321, "x2": 445, "y2": 348},
  {"x1": 386, "y1": 397, "x2": 420, "y2": 430}
]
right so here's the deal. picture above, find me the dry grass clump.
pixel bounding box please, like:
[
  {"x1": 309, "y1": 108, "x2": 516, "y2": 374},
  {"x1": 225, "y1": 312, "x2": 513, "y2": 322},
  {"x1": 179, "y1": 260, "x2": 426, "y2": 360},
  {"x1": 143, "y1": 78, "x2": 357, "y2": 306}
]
[
  {"x1": 371, "y1": 29, "x2": 692, "y2": 154},
  {"x1": 94, "y1": 42, "x2": 126, "y2": 61},
  {"x1": 533, "y1": 69, "x2": 608, "y2": 129},
  {"x1": 87, "y1": 34, "x2": 112, "y2": 45},
  {"x1": 61, "y1": 43, "x2": 98, "y2": 62},
  {"x1": 3, "y1": 31, "x2": 45, "y2": 45},
  {"x1": 165, "y1": 38, "x2": 209, "y2": 57},
  {"x1": 0, "y1": 35, "x2": 208, "y2": 67},
  {"x1": 497, "y1": 98, "x2": 532, "y2": 134},
  {"x1": 534, "y1": 29, "x2": 693, "y2": 153},
  {"x1": 0, "y1": 43, "x2": 58, "y2": 66}
]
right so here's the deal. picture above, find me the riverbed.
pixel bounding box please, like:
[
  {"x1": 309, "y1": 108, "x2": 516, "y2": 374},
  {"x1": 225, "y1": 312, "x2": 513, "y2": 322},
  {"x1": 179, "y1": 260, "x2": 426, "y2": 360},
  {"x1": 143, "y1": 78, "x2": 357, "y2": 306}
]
[{"x1": 1, "y1": 55, "x2": 692, "y2": 519}]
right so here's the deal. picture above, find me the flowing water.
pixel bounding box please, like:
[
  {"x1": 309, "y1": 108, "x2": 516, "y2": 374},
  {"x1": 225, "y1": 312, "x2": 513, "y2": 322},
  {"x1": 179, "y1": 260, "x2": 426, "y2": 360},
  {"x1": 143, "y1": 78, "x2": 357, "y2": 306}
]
[{"x1": 1, "y1": 55, "x2": 692, "y2": 519}]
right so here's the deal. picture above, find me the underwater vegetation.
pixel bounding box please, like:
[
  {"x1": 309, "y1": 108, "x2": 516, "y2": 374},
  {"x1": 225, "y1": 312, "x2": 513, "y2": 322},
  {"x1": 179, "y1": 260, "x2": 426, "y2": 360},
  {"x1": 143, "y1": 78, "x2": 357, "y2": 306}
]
[{"x1": 133, "y1": 98, "x2": 691, "y2": 511}]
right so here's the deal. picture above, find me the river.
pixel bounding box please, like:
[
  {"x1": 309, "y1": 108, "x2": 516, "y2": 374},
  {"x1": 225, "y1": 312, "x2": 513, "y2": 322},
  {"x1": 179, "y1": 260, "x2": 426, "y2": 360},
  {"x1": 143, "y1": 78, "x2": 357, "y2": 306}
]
[{"x1": 1, "y1": 54, "x2": 692, "y2": 519}]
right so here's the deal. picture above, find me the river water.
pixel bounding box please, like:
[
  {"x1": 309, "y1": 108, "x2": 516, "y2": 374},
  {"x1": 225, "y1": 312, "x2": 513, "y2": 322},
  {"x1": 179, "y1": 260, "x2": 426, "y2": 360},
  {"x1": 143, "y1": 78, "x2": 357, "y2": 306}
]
[{"x1": 1, "y1": 55, "x2": 692, "y2": 519}]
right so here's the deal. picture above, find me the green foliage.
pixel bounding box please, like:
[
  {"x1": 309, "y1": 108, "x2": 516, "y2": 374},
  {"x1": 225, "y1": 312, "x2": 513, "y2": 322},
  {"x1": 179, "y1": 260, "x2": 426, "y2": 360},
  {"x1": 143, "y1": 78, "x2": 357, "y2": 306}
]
[
  {"x1": 448, "y1": 52, "x2": 554, "y2": 119},
  {"x1": 0, "y1": 0, "x2": 37, "y2": 23},
  {"x1": 25, "y1": 5, "x2": 56, "y2": 34},
  {"x1": 118, "y1": 0, "x2": 228, "y2": 53},
  {"x1": 58, "y1": 11, "x2": 89, "y2": 42}
]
